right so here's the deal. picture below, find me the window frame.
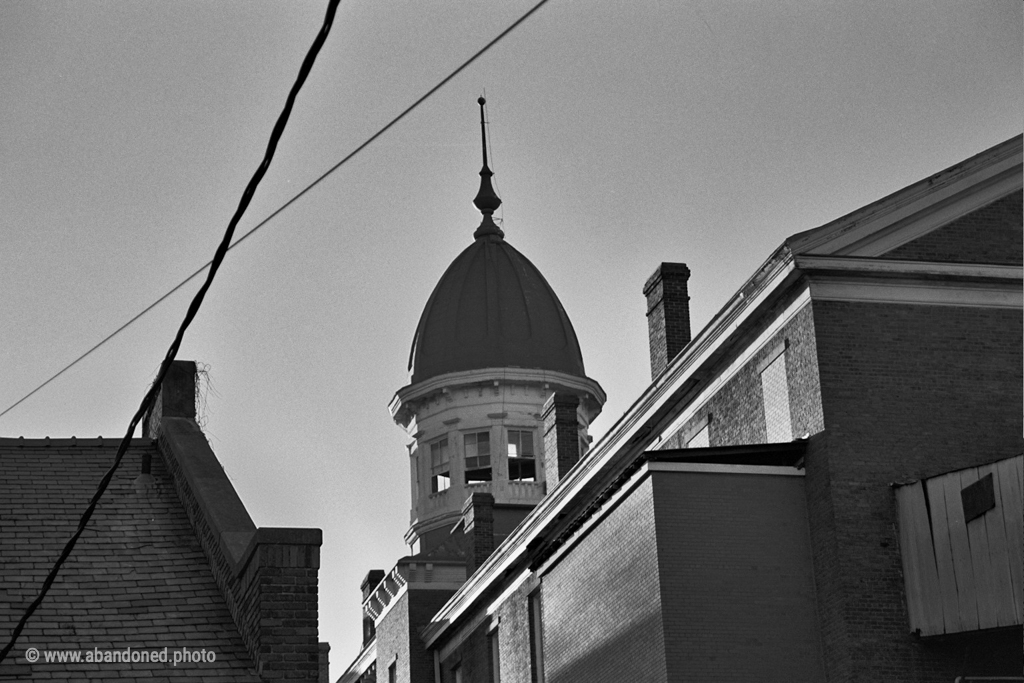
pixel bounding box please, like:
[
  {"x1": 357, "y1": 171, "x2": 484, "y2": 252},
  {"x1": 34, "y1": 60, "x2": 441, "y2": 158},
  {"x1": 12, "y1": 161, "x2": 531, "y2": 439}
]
[
  {"x1": 507, "y1": 428, "x2": 537, "y2": 482},
  {"x1": 429, "y1": 437, "x2": 451, "y2": 493},
  {"x1": 464, "y1": 430, "x2": 492, "y2": 484}
]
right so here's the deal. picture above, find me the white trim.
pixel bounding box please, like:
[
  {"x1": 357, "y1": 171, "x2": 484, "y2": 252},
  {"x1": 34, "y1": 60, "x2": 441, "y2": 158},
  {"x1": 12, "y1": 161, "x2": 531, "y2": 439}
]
[
  {"x1": 795, "y1": 256, "x2": 1023, "y2": 280},
  {"x1": 338, "y1": 638, "x2": 376, "y2": 683},
  {"x1": 808, "y1": 278, "x2": 1022, "y2": 309},
  {"x1": 645, "y1": 461, "x2": 805, "y2": 476}
]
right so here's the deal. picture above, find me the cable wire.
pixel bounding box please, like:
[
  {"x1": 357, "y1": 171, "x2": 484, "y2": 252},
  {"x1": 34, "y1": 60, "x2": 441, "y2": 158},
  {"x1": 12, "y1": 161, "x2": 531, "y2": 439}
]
[
  {"x1": 0, "y1": 0, "x2": 341, "y2": 663},
  {"x1": 0, "y1": 0, "x2": 552, "y2": 423}
]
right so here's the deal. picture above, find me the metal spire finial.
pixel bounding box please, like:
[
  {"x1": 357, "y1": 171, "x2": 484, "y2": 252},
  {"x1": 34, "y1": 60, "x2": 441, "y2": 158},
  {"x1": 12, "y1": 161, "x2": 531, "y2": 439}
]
[{"x1": 473, "y1": 96, "x2": 503, "y2": 239}]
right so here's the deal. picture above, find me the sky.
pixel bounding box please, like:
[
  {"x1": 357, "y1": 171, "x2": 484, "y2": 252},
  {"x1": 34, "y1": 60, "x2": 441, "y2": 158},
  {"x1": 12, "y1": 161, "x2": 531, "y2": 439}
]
[{"x1": 1, "y1": 0, "x2": 1021, "y2": 677}]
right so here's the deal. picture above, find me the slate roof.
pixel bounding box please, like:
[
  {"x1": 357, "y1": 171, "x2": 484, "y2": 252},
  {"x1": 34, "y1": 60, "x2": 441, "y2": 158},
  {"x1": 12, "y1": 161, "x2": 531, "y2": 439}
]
[{"x1": 0, "y1": 437, "x2": 261, "y2": 681}]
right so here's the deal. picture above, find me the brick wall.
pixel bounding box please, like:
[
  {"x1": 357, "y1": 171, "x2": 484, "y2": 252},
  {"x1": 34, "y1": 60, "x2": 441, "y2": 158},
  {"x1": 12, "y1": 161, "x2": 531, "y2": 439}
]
[
  {"x1": 492, "y1": 578, "x2": 538, "y2": 683},
  {"x1": 374, "y1": 592, "x2": 408, "y2": 683},
  {"x1": 881, "y1": 191, "x2": 1023, "y2": 265},
  {"x1": 652, "y1": 470, "x2": 825, "y2": 682},
  {"x1": 659, "y1": 298, "x2": 824, "y2": 450},
  {"x1": 377, "y1": 588, "x2": 457, "y2": 683},
  {"x1": 810, "y1": 300, "x2": 1024, "y2": 681},
  {"x1": 541, "y1": 477, "x2": 668, "y2": 683}
]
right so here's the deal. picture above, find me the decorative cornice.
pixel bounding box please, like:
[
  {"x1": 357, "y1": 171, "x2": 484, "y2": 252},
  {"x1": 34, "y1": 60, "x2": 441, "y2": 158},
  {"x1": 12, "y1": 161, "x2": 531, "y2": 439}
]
[
  {"x1": 391, "y1": 367, "x2": 606, "y2": 428},
  {"x1": 795, "y1": 255, "x2": 1023, "y2": 281},
  {"x1": 798, "y1": 256, "x2": 1023, "y2": 309}
]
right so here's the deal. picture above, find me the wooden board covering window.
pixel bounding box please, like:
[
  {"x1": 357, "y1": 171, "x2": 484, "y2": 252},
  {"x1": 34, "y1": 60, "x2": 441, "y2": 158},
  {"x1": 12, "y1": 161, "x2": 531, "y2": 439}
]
[{"x1": 895, "y1": 455, "x2": 1022, "y2": 636}]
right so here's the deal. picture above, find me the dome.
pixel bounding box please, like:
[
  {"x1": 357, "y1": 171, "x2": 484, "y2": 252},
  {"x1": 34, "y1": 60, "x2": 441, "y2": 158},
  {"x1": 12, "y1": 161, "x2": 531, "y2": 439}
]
[
  {"x1": 408, "y1": 230, "x2": 586, "y2": 384},
  {"x1": 408, "y1": 96, "x2": 587, "y2": 385}
]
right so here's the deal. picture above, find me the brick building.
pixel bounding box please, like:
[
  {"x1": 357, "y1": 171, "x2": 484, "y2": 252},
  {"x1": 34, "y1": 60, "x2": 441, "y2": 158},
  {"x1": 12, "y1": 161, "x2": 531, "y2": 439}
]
[
  {"x1": 0, "y1": 361, "x2": 329, "y2": 681},
  {"x1": 342, "y1": 133, "x2": 1023, "y2": 682}
]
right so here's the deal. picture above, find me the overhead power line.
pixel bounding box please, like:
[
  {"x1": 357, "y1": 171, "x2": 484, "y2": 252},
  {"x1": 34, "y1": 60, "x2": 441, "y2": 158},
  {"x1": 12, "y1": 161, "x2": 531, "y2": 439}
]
[
  {"x1": 0, "y1": 0, "x2": 341, "y2": 663},
  {"x1": 0, "y1": 0, "x2": 553, "y2": 422}
]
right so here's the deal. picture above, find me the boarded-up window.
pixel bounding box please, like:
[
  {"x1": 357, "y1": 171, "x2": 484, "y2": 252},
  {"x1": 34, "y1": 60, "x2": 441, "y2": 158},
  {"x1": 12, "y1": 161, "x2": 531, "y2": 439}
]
[
  {"x1": 895, "y1": 455, "x2": 1023, "y2": 636},
  {"x1": 687, "y1": 424, "x2": 709, "y2": 449},
  {"x1": 760, "y1": 343, "x2": 792, "y2": 443}
]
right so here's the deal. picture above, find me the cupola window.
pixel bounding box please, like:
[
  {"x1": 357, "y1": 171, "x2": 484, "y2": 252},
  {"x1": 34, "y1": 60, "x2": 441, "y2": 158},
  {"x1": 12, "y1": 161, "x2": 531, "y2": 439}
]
[
  {"x1": 507, "y1": 429, "x2": 536, "y2": 482},
  {"x1": 430, "y1": 438, "x2": 451, "y2": 493},
  {"x1": 464, "y1": 431, "x2": 492, "y2": 483}
]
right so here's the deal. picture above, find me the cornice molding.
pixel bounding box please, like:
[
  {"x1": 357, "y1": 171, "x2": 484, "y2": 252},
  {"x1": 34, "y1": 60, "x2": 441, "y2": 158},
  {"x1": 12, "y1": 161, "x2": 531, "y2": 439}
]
[
  {"x1": 788, "y1": 136, "x2": 1022, "y2": 257},
  {"x1": 391, "y1": 367, "x2": 606, "y2": 427}
]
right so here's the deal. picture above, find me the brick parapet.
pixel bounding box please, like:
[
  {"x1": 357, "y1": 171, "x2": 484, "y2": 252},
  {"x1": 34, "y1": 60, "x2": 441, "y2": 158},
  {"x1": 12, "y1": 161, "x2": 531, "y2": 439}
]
[{"x1": 148, "y1": 361, "x2": 322, "y2": 682}]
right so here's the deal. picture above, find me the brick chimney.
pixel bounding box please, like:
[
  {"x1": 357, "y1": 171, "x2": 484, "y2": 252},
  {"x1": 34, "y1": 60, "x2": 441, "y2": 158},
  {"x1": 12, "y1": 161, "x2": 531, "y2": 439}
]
[
  {"x1": 144, "y1": 360, "x2": 197, "y2": 438},
  {"x1": 644, "y1": 262, "x2": 692, "y2": 379},
  {"x1": 461, "y1": 492, "x2": 495, "y2": 573},
  {"x1": 543, "y1": 393, "x2": 581, "y2": 489},
  {"x1": 360, "y1": 570, "x2": 385, "y2": 645}
]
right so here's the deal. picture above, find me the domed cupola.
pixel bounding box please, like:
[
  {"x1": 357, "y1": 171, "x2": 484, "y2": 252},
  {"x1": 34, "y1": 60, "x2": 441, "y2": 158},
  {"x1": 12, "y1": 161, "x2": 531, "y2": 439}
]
[
  {"x1": 390, "y1": 99, "x2": 605, "y2": 556},
  {"x1": 408, "y1": 232, "x2": 587, "y2": 384}
]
